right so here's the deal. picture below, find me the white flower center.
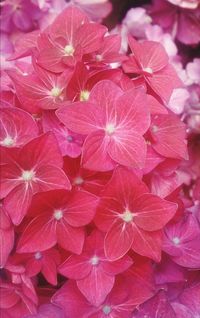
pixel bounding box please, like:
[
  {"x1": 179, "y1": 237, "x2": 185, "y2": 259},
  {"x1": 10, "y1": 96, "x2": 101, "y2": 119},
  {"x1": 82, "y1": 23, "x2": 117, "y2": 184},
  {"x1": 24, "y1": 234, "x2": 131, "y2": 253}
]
[
  {"x1": 96, "y1": 54, "x2": 103, "y2": 62},
  {"x1": 54, "y1": 209, "x2": 63, "y2": 220},
  {"x1": 74, "y1": 176, "x2": 84, "y2": 185},
  {"x1": 105, "y1": 123, "x2": 116, "y2": 135},
  {"x1": 152, "y1": 125, "x2": 158, "y2": 133},
  {"x1": 34, "y1": 252, "x2": 42, "y2": 260},
  {"x1": 1, "y1": 136, "x2": 15, "y2": 147},
  {"x1": 172, "y1": 237, "x2": 180, "y2": 245},
  {"x1": 102, "y1": 305, "x2": 112, "y2": 315},
  {"x1": 143, "y1": 67, "x2": 153, "y2": 74},
  {"x1": 80, "y1": 90, "x2": 90, "y2": 101},
  {"x1": 21, "y1": 170, "x2": 35, "y2": 182},
  {"x1": 90, "y1": 255, "x2": 100, "y2": 266},
  {"x1": 50, "y1": 87, "x2": 62, "y2": 97},
  {"x1": 64, "y1": 44, "x2": 75, "y2": 56},
  {"x1": 122, "y1": 210, "x2": 134, "y2": 223}
]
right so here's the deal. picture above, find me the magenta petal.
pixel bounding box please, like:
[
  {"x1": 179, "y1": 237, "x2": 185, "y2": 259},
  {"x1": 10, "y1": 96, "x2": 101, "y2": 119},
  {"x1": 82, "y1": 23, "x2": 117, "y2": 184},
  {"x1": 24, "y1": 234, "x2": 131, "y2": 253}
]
[
  {"x1": 17, "y1": 216, "x2": 57, "y2": 253},
  {"x1": 57, "y1": 220, "x2": 85, "y2": 254}
]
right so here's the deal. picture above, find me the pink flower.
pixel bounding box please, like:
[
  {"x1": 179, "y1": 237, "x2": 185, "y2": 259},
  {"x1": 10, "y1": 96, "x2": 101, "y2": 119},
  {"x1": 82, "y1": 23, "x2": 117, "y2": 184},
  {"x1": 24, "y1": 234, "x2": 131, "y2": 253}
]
[
  {"x1": 163, "y1": 214, "x2": 200, "y2": 268},
  {"x1": 0, "y1": 133, "x2": 71, "y2": 224},
  {"x1": 123, "y1": 36, "x2": 182, "y2": 103},
  {"x1": 52, "y1": 279, "x2": 136, "y2": 318},
  {"x1": 63, "y1": 156, "x2": 111, "y2": 195},
  {"x1": 95, "y1": 167, "x2": 177, "y2": 261},
  {"x1": 84, "y1": 34, "x2": 126, "y2": 68},
  {"x1": 0, "y1": 107, "x2": 38, "y2": 148},
  {"x1": 7, "y1": 63, "x2": 72, "y2": 111},
  {"x1": 10, "y1": 248, "x2": 61, "y2": 285},
  {"x1": 57, "y1": 80, "x2": 150, "y2": 171},
  {"x1": 66, "y1": 62, "x2": 122, "y2": 102},
  {"x1": 59, "y1": 230, "x2": 133, "y2": 306},
  {"x1": 0, "y1": 263, "x2": 38, "y2": 318},
  {"x1": 37, "y1": 6, "x2": 107, "y2": 72},
  {"x1": 17, "y1": 189, "x2": 98, "y2": 254},
  {"x1": 42, "y1": 111, "x2": 84, "y2": 157}
]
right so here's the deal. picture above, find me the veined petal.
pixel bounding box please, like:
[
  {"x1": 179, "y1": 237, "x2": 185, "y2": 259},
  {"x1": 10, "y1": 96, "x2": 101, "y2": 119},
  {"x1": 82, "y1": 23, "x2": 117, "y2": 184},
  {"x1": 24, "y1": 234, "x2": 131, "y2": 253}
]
[
  {"x1": 132, "y1": 226, "x2": 162, "y2": 262},
  {"x1": 82, "y1": 131, "x2": 116, "y2": 171},
  {"x1": 17, "y1": 215, "x2": 57, "y2": 253},
  {"x1": 77, "y1": 266, "x2": 114, "y2": 306},
  {"x1": 108, "y1": 130, "x2": 147, "y2": 169},
  {"x1": 59, "y1": 254, "x2": 91, "y2": 280},
  {"x1": 57, "y1": 220, "x2": 85, "y2": 254},
  {"x1": 105, "y1": 219, "x2": 134, "y2": 261},
  {"x1": 133, "y1": 193, "x2": 177, "y2": 231},
  {"x1": 64, "y1": 190, "x2": 98, "y2": 227}
]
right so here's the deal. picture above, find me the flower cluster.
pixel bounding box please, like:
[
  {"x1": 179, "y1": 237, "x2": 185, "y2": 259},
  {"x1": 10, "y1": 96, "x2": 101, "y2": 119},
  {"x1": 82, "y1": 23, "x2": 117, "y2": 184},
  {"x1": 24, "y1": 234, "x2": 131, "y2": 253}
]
[{"x1": 0, "y1": 1, "x2": 200, "y2": 317}]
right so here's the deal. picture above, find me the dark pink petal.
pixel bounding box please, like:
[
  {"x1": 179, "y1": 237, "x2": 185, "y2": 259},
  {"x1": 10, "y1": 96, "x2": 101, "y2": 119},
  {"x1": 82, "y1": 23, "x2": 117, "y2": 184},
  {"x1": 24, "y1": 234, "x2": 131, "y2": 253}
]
[
  {"x1": 52, "y1": 281, "x2": 92, "y2": 317},
  {"x1": 82, "y1": 131, "x2": 116, "y2": 171},
  {"x1": 59, "y1": 254, "x2": 91, "y2": 279},
  {"x1": 17, "y1": 216, "x2": 57, "y2": 253},
  {"x1": 34, "y1": 165, "x2": 71, "y2": 192},
  {"x1": 94, "y1": 197, "x2": 123, "y2": 232},
  {"x1": 41, "y1": 255, "x2": 58, "y2": 285},
  {"x1": 18, "y1": 133, "x2": 63, "y2": 169},
  {"x1": 133, "y1": 193, "x2": 177, "y2": 231},
  {"x1": 132, "y1": 226, "x2": 162, "y2": 262},
  {"x1": 105, "y1": 219, "x2": 134, "y2": 261},
  {"x1": 56, "y1": 220, "x2": 85, "y2": 254},
  {"x1": 0, "y1": 286, "x2": 20, "y2": 309},
  {"x1": 99, "y1": 166, "x2": 148, "y2": 203},
  {"x1": 77, "y1": 267, "x2": 115, "y2": 306},
  {"x1": 64, "y1": 190, "x2": 98, "y2": 227},
  {"x1": 102, "y1": 255, "x2": 133, "y2": 275},
  {"x1": 25, "y1": 258, "x2": 42, "y2": 277},
  {"x1": 0, "y1": 228, "x2": 14, "y2": 268},
  {"x1": 4, "y1": 184, "x2": 33, "y2": 225},
  {"x1": 0, "y1": 163, "x2": 22, "y2": 199}
]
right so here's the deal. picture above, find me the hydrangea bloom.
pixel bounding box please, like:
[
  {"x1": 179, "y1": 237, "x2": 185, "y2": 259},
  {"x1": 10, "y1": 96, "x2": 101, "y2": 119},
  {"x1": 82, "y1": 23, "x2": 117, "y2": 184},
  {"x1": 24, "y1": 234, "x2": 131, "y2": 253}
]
[{"x1": 1, "y1": 2, "x2": 200, "y2": 317}]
